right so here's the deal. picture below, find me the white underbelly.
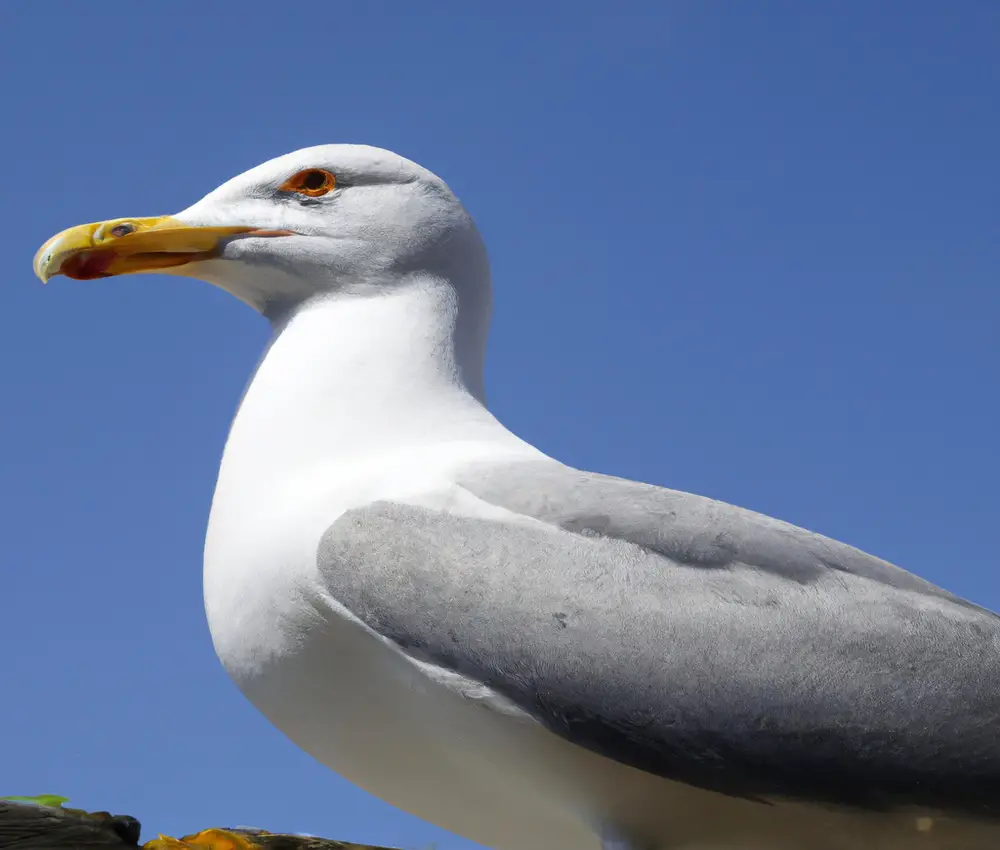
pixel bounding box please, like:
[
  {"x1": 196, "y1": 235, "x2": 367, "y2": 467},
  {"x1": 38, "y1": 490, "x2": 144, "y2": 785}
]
[{"x1": 234, "y1": 591, "x2": 602, "y2": 850}]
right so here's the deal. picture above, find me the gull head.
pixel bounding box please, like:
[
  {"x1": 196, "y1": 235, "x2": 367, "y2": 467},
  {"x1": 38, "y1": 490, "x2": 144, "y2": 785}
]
[{"x1": 33, "y1": 144, "x2": 490, "y2": 318}]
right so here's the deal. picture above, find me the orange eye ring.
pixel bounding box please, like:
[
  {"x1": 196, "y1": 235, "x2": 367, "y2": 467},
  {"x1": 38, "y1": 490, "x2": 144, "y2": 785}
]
[{"x1": 280, "y1": 168, "x2": 336, "y2": 197}]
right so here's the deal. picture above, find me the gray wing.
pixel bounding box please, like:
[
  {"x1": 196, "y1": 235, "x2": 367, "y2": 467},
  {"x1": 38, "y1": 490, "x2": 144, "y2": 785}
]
[{"x1": 318, "y1": 459, "x2": 1000, "y2": 817}]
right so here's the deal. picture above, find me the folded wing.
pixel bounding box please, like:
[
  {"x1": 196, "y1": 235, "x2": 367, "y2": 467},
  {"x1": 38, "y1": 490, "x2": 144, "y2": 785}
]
[{"x1": 318, "y1": 459, "x2": 1000, "y2": 817}]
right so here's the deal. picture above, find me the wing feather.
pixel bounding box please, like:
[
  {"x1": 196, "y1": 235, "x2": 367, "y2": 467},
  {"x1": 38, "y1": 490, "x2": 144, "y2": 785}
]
[{"x1": 318, "y1": 460, "x2": 1000, "y2": 816}]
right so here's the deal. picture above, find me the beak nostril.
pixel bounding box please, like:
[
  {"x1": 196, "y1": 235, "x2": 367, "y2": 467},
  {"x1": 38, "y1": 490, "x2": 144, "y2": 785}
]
[{"x1": 109, "y1": 223, "x2": 138, "y2": 238}]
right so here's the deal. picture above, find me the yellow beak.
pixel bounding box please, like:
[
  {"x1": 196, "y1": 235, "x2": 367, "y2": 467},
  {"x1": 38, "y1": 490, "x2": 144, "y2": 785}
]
[{"x1": 33, "y1": 216, "x2": 290, "y2": 283}]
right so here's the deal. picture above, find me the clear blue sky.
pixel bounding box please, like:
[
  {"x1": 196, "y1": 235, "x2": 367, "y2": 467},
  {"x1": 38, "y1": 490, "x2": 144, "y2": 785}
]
[{"x1": 2, "y1": 2, "x2": 997, "y2": 847}]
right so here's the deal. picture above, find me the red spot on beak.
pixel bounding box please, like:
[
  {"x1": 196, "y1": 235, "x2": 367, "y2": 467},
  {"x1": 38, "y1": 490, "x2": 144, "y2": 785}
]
[{"x1": 62, "y1": 250, "x2": 116, "y2": 280}]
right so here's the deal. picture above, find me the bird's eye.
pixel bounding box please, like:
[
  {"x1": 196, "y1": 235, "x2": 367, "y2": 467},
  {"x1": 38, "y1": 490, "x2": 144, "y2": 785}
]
[{"x1": 280, "y1": 168, "x2": 336, "y2": 197}]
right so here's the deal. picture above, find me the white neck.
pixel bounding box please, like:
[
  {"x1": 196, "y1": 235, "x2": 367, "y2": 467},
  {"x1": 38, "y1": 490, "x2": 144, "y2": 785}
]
[
  {"x1": 203, "y1": 274, "x2": 545, "y2": 675},
  {"x1": 212, "y1": 277, "x2": 534, "y2": 498}
]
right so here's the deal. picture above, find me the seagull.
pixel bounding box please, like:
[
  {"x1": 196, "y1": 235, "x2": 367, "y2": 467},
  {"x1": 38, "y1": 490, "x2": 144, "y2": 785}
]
[{"x1": 34, "y1": 145, "x2": 1000, "y2": 850}]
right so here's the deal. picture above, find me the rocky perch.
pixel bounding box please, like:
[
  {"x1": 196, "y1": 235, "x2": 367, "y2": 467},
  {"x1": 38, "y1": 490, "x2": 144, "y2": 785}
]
[{"x1": 0, "y1": 800, "x2": 397, "y2": 850}]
